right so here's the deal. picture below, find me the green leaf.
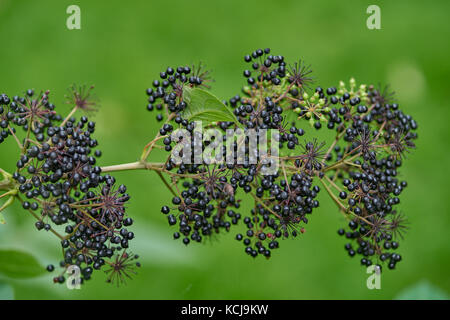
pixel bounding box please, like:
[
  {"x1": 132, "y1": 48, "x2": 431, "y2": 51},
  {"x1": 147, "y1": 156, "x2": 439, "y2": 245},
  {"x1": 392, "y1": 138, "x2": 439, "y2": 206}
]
[
  {"x1": 0, "y1": 249, "x2": 45, "y2": 279},
  {"x1": 0, "y1": 281, "x2": 14, "y2": 300},
  {"x1": 182, "y1": 87, "x2": 241, "y2": 127},
  {"x1": 395, "y1": 280, "x2": 449, "y2": 300}
]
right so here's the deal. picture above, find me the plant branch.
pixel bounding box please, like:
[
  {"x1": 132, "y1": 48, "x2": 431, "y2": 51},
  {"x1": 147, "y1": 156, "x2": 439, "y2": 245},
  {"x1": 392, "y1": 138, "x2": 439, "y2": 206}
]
[
  {"x1": 155, "y1": 170, "x2": 177, "y2": 197},
  {"x1": 16, "y1": 195, "x2": 66, "y2": 241},
  {"x1": 7, "y1": 125, "x2": 23, "y2": 150},
  {"x1": 60, "y1": 106, "x2": 78, "y2": 128},
  {"x1": 249, "y1": 192, "x2": 281, "y2": 219}
]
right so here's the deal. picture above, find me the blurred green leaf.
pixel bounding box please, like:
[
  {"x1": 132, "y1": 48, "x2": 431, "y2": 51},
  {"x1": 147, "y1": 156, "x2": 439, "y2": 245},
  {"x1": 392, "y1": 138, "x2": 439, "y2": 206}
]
[
  {"x1": 182, "y1": 87, "x2": 240, "y2": 127},
  {"x1": 0, "y1": 281, "x2": 14, "y2": 300},
  {"x1": 395, "y1": 280, "x2": 449, "y2": 300},
  {"x1": 0, "y1": 249, "x2": 45, "y2": 279}
]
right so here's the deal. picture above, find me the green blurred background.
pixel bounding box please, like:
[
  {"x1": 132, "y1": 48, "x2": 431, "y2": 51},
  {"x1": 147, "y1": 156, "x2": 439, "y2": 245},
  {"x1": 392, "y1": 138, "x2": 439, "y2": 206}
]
[{"x1": 0, "y1": 0, "x2": 449, "y2": 299}]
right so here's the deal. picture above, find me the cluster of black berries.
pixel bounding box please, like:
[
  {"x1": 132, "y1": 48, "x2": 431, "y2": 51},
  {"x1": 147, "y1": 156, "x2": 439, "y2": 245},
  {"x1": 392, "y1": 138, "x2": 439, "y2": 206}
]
[
  {"x1": 236, "y1": 172, "x2": 319, "y2": 257},
  {"x1": 335, "y1": 154, "x2": 409, "y2": 270},
  {"x1": 146, "y1": 47, "x2": 418, "y2": 271},
  {"x1": 0, "y1": 94, "x2": 14, "y2": 144},
  {"x1": 162, "y1": 174, "x2": 241, "y2": 245},
  {"x1": 146, "y1": 63, "x2": 212, "y2": 121},
  {"x1": 243, "y1": 48, "x2": 287, "y2": 86},
  {"x1": 0, "y1": 88, "x2": 138, "y2": 286},
  {"x1": 0, "y1": 90, "x2": 57, "y2": 144},
  {"x1": 148, "y1": 49, "x2": 318, "y2": 257},
  {"x1": 314, "y1": 82, "x2": 417, "y2": 269}
]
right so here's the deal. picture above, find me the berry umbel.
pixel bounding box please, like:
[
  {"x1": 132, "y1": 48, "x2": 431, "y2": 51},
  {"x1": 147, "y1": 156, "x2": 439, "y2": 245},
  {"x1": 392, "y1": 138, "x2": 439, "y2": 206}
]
[
  {"x1": 138, "y1": 47, "x2": 417, "y2": 271},
  {"x1": 0, "y1": 87, "x2": 138, "y2": 286}
]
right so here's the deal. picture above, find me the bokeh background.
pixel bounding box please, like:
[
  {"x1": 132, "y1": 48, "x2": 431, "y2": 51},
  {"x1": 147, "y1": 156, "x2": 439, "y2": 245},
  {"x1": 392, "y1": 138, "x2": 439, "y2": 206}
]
[{"x1": 0, "y1": 0, "x2": 449, "y2": 299}]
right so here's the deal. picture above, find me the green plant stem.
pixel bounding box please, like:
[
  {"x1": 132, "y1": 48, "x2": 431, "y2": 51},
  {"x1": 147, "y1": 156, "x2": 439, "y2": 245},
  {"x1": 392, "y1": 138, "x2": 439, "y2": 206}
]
[
  {"x1": 21, "y1": 120, "x2": 32, "y2": 155},
  {"x1": 8, "y1": 125, "x2": 23, "y2": 150},
  {"x1": 249, "y1": 192, "x2": 281, "y2": 219},
  {"x1": 141, "y1": 113, "x2": 175, "y2": 161},
  {"x1": 16, "y1": 195, "x2": 66, "y2": 241},
  {"x1": 322, "y1": 130, "x2": 346, "y2": 165},
  {"x1": 0, "y1": 189, "x2": 17, "y2": 199},
  {"x1": 60, "y1": 106, "x2": 78, "y2": 128},
  {"x1": 155, "y1": 171, "x2": 177, "y2": 197},
  {"x1": 324, "y1": 152, "x2": 361, "y2": 172},
  {"x1": 318, "y1": 177, "x2": 373, "y2": 225},
  {"x1": 318, "y1": 176, "x2": 349, "y2": 217},
  {"x1": 101, "y1": 161, "x2": 150, "y2": 172},
  {"x1": 324, "y1": 175, "x2": 343, "y2": 193},
  {"x1": 101, "y1": 161, "x2": 200, "y2": 178}
]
